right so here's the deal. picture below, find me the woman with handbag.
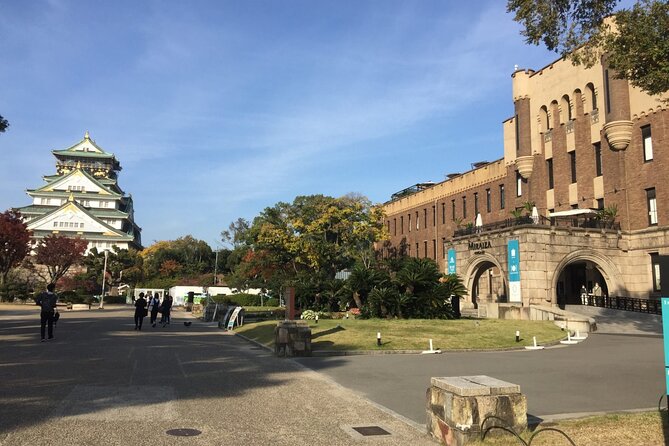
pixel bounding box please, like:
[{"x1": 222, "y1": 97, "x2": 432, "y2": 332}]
[{"x1": 134, "y1": 292, "x2": 148, "y2": 331}]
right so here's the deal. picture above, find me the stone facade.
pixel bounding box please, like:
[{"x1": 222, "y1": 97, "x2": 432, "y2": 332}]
[{"x1": 381, "y1": 53, "x2": 668, "y2": 308}]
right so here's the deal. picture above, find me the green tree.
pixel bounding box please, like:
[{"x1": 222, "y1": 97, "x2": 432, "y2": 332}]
[
  {"x1": 0, "y1": 115, "x2": 8, "y2": 133},
  {"x1": 226, "y1": 194, "x2": 386, "y2": 297},
  {"x1": 0, "y1": 210, "x2": 31, "y2": 286},
  {"x1": 508, "y1": 0, "x2": 669, "y2": 98}
]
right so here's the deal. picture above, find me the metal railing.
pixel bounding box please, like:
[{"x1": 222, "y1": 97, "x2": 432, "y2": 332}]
[
  {"x1": 453, "y1": 215, "x2": 620, "y2": 237},
  {"x1": 582, "y1": 295, "x2": 661, "y2": 315}
]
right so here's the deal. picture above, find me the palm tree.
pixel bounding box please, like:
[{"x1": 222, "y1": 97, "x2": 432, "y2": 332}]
[
  {"x1": 395, "y1": 258, "x2": 441, "y2": 296},
  {"x1": 347, "y1": 264, "x2": 378, "y2": 308}
]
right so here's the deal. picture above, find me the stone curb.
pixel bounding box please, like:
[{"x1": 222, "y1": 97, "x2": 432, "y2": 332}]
[{"x1": 233, "y1": 332, "x2": 570, "y2": 356}]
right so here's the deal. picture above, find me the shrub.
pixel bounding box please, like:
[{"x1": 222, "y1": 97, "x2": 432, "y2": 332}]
[
  {"x1": 103, "y1": 296, "x2": 127, "y2": 304},
  {"x1": 301, "y1": 309, "x2": 317, "y2": 320}
]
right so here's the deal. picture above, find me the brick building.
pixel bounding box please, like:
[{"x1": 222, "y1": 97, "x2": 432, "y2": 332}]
[{"x1": 381, "y1": 55, "x2": 668, "y2": 310}]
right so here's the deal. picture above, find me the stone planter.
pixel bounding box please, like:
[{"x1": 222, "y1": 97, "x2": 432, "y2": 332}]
[
  {"x1": 427, "y1": 375, "x2": 527, "y2": 445},
  {"x1": 274, "y1": 321, "x2": 312, "y2": 357},
  {"x1": 603, "y1": 120, "x2": 633, "y2": 151}
]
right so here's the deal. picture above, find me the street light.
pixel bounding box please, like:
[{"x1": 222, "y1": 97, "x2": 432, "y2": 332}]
[{"x1": 213, "y1": 249, "x2": 219, "y2": 285}]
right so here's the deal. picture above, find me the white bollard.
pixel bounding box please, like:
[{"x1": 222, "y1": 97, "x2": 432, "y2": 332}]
[{"x1": 525, "y1": 335, "x2": 544, "y2": 350}]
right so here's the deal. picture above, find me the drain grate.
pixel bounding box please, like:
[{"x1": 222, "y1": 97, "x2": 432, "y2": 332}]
[
  {"x1": 166, "y1": 428, "x2": 202, "y2": 437},
  {"x1": 352, "y1": 426, "x2": 391, "y2": 436}
]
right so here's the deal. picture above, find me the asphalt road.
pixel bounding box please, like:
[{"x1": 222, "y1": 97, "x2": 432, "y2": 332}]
[
  {"x1": 0, "y1": 305, "x2": 435, "y2": 446},
  {"x1": 296, "y1": 307, "x2": 665, "y2": 425}
]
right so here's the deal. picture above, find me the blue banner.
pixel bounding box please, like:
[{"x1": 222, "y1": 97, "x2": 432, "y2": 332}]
[
  {"x1": 447, "y1": 248, "x2": 456, "y2": 274},
  {"x1": 662, "y1": 298, "x2": 669, "y2": 395},
  {"x1": 507, "y1": 239, "x2": 521, "y2": 302}
]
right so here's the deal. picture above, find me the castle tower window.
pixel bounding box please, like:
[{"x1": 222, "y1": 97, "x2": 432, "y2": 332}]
[
  {"x1": 486, "y1": 189, "x2": 491, "y2": 213},
  {"x1": 642, "y1": 125, "x2": 653, "y2": 162},
  {"x1": 516, "y1": 172, "x2": 523, "y2": 197},
  {"x1": 569, "y1": 152, "x2": 577, "y2": 183},
  {"x1": 647, "y1": 188, "x2": 658, "y2": 226},
  {"x1": 462, "y1": 196, "x2": 467, "y2": 219},
  {"x1": 547, "y1": 158, "x2": 554, "y2": 189},
  {"x1": 500, "y1": 184, "x2": 505, "y2": 209},
  {"x1": 594, "y1": 142, "x2": 603, "y2": 176}
]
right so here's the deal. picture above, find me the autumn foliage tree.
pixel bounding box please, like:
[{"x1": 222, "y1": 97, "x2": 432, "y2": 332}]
[
  {"x1": 34, "y1": 234, "x2": 88, "y2": 285},
  {"x1": 0, "y1": 210, "x2": 32, "y2": 286}
]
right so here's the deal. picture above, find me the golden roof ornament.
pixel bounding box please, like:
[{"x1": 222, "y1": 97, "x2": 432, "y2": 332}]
[
  {"x1": 84, "y1": 131, "x2": 90, "y2": 139},
  {"x1": 68, "y1": 193, "x2": 75, "y2": 202}
]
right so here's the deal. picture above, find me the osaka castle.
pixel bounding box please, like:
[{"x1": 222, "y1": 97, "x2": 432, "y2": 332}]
[{"x1": 16, "y1": 132, "x2": 142, "y2": 251}]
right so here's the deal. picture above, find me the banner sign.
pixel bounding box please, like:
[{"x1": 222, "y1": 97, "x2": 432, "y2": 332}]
[
  {"x1": 662, "y1": 298, "x2": 669, "y2": 395},
  {"x1": 507, "y1": 239, "x2": 521, "y2": 302},
  {"x1": 447, "y1": 248, "x2": 456, "y2": 274}
]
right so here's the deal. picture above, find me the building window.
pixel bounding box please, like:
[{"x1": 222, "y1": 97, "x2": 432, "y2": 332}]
[
  {"x1": 647, "y1": 188, "x2": 658, "y2": 225},
  {"x1": 432, "y1": 206, "x2": 436, "y2": 226},
  {"x1": 393, "y1": 218, "x2": 396, "y2": 236},
  {"x1": 474, "y1": 192, "x2": 479, "y2": 215},
  {"x1": 387, "y1": 221, "x2": 390, "y2": 233},
  {"x1": 415, "y1": 242, "x2": 419, "y2": 258},
  {"x1": 53, "y1": 221, "x2": 58, "y2": 227},
  {"x1": 462, "y1": 196, "x2": 467, "y2": 219},
  {"x1": 424, "y1": 241, "x2": 428, "y2": 258},
  {"x1": 416, "y1": 211, "x2": 419, "y2": 230},
  {"x1": 594, "y1": 142, "x2": 603, "y2": 176},
  {"x1": 400, "y1": 216, "x2": 404, "y2": 234},
  {"x1": 423, "y1": 209, "x2": 427, "y2": 229},
  {"x1": 597, "y1": 198, "x2": 604, "y2": 210},
  {"x1": 451, "y1": 200, "x2": 456, "y2": 221},
  {"x1": 516, "y1": 172, "x2": 522, "y2": 197},
  {"x1": 432, "y1": 239, "x2": 437, "y2": 260},
  {"x1": 514, "y1": 114, "x2": 520, "y2": 156},
  {"x1": 500, "y1": 184, "x2": 505, "y2": 209},
  {"x1": 569, "y1": 152, "x2": 577, "y2": 183},
  {"x1": 547, "y1": 158, "x2": 554, "y2": 189},
  {"x1": 486, "y1": 189, "x2": 491, "y2": 213},
  {"x1": 604, "y1": 69, "x2": 611, "y2": 113},
  {"x1": 642, "y1": 125, "x2": 653, "y2": 162},
  {"x1": 651, "y1": 253, "x2": 661, "y2": 292},
  {"x1": 408, "y1": 214, "x2": 412, "y2": 232},
  {"x1": 441, "y1": 203, "x2": 445, "y2": 224}
]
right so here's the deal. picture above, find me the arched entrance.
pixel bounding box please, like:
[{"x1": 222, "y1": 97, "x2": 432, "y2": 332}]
[
  {"x1": 553, "y1": 251, "x2": 622, "y2": 309},
  {"x1": 466, "y1": 258, "x2": 507, "y2": 309}
]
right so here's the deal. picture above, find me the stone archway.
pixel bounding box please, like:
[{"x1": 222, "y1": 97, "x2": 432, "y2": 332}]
[
  {"x1": 463, "y1": 255, "x2": 507, "y2": 309},
  {"x1": 551, "y1": 250, "x2": 623, "y2": 308}
]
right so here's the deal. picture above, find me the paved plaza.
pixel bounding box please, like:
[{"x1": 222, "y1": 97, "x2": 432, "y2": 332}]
[
  {"x1": 0, "y1": 305, "x2": 434, "y2": 446},
  {"x1": 0, "y1": 304, "x2": 664, "y2": 445}
]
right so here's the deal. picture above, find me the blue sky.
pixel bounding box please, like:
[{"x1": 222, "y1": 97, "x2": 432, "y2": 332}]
[{"x1": 1, "y1": 0, "x2": 560, "y2": 248}]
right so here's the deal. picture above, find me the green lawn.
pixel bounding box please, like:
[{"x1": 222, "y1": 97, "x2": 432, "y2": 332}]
[{"x1": 234, "y1": 318, "x2": 566, "y2": 351}]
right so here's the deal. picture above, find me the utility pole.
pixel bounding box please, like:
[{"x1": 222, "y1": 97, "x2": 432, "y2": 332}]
[
  {"x1": 213, "y1": 249, "x2": 219, "y2": 285},
  {"x1": 99, "y1": 250, "x2": 108, "y2": 309}
]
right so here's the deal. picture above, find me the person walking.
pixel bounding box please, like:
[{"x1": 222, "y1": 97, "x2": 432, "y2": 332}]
[
  {"x1": 35, "y1": 283, "x2": 58, "y2": 342},
  {"x1": 134, "y1": 292, "x2": 148, "y2": 330},
  {"x1": 149, "y1": 293, "x2": 160, "y2": 328},
  {"x1": 161, "y1": 294, "x2": 173, "y2": 327}
]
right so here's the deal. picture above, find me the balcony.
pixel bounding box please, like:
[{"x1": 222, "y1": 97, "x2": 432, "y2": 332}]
[{"x1": 453, "y1": 214, "x2": 620, "y2": 238}]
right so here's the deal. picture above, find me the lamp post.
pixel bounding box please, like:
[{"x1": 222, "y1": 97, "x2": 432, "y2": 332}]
[
  {"x1": 99, "y1": 250, "x2": 108, "y2": 309},
  {"x1": 213, "y1": 249, "x2": 219, "y2": 285}
]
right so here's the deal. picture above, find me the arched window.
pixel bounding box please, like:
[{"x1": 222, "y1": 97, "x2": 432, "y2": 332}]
[
  {"x1": 573, "y1": 89, "x2": 582, "y2": 115},
  {"x1": 560, "y1": 95, "x2": 572, "y2": 123},
  {"x1": 585, "y1": 83, "x2": 597, "y2": 112},
  {"x1": 540, "y1": 106, "x2": 549, "y2": 132}
]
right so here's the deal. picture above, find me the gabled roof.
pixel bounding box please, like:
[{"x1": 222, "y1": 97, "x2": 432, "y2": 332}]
[
  {"x1": 26, "y1": 197, "x2": 133, "y2": 241},
  {"x1": 31, "y1": 165, "x2": 120, "y2": 197},
  {"x1": 52, "y1": 131, "x2": 116, "y2": 160}
]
